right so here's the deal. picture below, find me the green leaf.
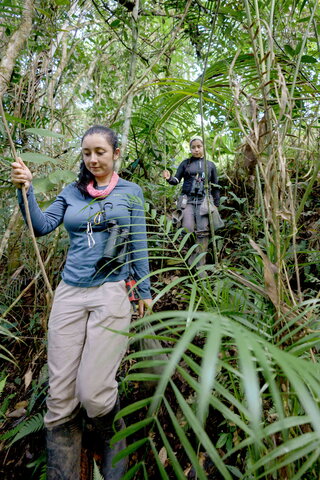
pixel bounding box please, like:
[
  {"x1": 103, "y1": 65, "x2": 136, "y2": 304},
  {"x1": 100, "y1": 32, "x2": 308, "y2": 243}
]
[
  {"x1": 284, "y1": 45, "x2": 295, "y2": 56},
  {"x1": 216, "y1": 432, "x2": 230, "y2": 448},
  {"x1": 110, "y1": 19, "x2": 121, "y2": 28},
  {"x1": 24, "y1": 128, "x2": 64, "y2": 138},
  {"x1": 48, "y1": 170, "x2": 76, "y2": 184},
  {"x1": 33, "y1": 177, "x2": 56, "y2": 194},
  {"x1": 150, "y1": 439, "x2": 170, "y2": 479},
  {"x1": 226, "y1": 465, "x2": 243, "y2": 478},
  {"x1": 151, "y1": 65, "x2": 164, "y2": 75},
  {"x1": 291, "y1": 448, "x2": 320, "y2": 480},
  {"x1": 163, "y1": 398, "x2": 208, "y2": 480},
  {"x1": 120, "y1": 462, "x2": 144, "y2": 480},
  {"x1": 34, "y1": 6, "x2": 52, "y2": 17},
  {"x1": 171, "y1": 382, "x2": 232, "y2": 479},
  {"x1": 294, "y1": 40, "x2": 303, "y2": 55},
  {"x1": 20, "y1": 152, "x2": 58, "y2": 164},
  {"x1": 0, "y1": 376, "x2": 7, "y2": 396},
  {"x1": 300, "y1": 55, "x2": 318, "y2": 63},
  {"x1": 173, "y1": 227, "x2": 185, "y2": 242},
  {"x1": 130, "y1": 359, "x2": 168, "y2": 370},
  {"x1": 112, "y1": 438, "x2": 148, "y2": 466},
  {"x1": 2, "y1": 114, "x2": 29, "y2": 125},
  {"x1": 124, "y1": 372, "x2": 162, "y2": 382},
  {"x1": 111, "y1": 418, "x2": 154, "y2": 445},
  {"x1": 297, "y1": 15, "x2": 311, "y2": 23},
  {"x1": 299, "y1": 0, "x2": 308, "y2": 14},
  {"x1": 152, "y1": 275, "x2": 189, "y2": 305},
  {"x1": 155, "y1": 418, "x2": 186, "y2": 479},
  {"x1": 198, "y1": 319, "x2": 222, "y2": 424},
  {"x1": 248, "y1": 432, "x2": 319, "y2": 472},
  {"x1": 186, "y1": 282, "x2": 197, "y2": 327},
  {"x1": 127, "y1": 348, "x2": 172, "y2": 360},
  {"x1": 179, "y1": 357, "x2": 252, "y2": 435},
  {"x1": 54, "y1": 0, "x2": 70, "y2": 5},
  {"x1": 114, "y1": 397, "x2": 153, "y2": 419},
  {"x1": 237, "y1": 326, "x2": 262, "y2": 432}
]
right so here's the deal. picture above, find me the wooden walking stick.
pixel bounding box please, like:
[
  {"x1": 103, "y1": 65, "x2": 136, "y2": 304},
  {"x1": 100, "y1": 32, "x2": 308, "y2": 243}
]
[{"x1": 0, "y1": 100, "x2": 53, "y2": 299}]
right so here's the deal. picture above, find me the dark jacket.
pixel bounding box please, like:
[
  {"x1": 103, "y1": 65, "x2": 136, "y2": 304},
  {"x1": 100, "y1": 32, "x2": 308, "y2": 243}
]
[{"x1": 166, "y1": 156, "x2": 220, "y2": 206}]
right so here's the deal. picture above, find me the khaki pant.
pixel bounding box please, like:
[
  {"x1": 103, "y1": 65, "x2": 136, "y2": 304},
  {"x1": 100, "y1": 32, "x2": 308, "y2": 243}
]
[
  {"x1": 182, "y1": 202, "x2": 209, "y2": 267},
  {"x1": 44, "y1": 280, "x2": 131, "y2": 428},
  {"x1": 182, "y1": 202, "x2": 209, "y2": 233}
]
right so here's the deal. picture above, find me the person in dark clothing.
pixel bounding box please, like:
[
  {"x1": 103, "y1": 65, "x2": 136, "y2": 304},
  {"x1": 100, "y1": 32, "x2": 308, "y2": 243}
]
[{"x1": 163, "y1": 136, "x2": 220, "y2": 266}]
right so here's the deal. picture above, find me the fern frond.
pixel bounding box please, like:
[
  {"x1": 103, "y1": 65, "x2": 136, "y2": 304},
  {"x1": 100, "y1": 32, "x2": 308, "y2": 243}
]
[
  {"x1": 10, "y1": 412, "x2": 44, "y2": 445},
  {"x1": 93, "y1": 459, "x2": 104, "y2": 480},
  {"x1": 0, "y1": 423, "x2": 21, "y2": 442},
  {"x1": 0, "y1": 376, "x2": 7, "y2": 396},
  {"x1": 38, "y1": 463, "x2": 47, "y2": 480}
]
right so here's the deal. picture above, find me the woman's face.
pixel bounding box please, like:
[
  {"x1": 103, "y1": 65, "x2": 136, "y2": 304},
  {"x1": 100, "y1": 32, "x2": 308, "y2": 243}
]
[
  {"x1": 81, "y1": 133, "x2": 120, "y2": 186},
  {"x1": 190, "y1": 139, "x2": 204, "y2": 158}
]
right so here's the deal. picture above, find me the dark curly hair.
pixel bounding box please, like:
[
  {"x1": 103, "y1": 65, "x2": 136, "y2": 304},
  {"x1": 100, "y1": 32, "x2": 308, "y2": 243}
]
[{"x1": 76, "y1": 125, "x2": 119, "y2": 195}]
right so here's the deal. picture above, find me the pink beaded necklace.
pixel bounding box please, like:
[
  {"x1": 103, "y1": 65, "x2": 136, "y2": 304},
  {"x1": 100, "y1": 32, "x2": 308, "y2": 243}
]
[{"x1": 86, "y1": 171, "x2": 119, "y2": 198}]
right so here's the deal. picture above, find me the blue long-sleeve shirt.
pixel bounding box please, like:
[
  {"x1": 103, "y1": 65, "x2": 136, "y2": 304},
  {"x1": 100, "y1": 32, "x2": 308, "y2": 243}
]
[{"x1": 17, "y1": 179, "x2": 151, "y2": 299}]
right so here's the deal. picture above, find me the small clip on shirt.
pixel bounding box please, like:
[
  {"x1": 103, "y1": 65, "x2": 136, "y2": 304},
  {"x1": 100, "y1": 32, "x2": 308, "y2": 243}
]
[{"x1": 86, "y1": 222, "x2": 95, "y2": 248}]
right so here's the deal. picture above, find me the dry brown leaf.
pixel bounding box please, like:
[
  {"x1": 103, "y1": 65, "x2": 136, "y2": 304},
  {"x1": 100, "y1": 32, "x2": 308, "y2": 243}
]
[
  {"x1": 163, "y1": 275, "x2": 180, "y2": 285},
  {"x1": 7, "y1": 407, "x2": 27, "y2": 418},
  {"x1": 227, "y1": 269, "x2": 268, "y2": 298},
  {"x1": 24, "y1": 368, "x2": 33, "y2": 390},
  {"x1": 158, "y1": 446, "x2": 168, "y2": 466},
  {"x1": 198, "y1": 451, "x2": 206, "y2": 467},
  {"x1": 184, "y1": 465, "x2": 192, "y2": 476},
  {"x1": 249, "y1": 238, "x2": 279, "y2": 307},
  {"x1": 277, "y1": 211, "x2": 292, "y2": 221},
  {"x1": 15, "y1": 400, "x2": 28, "y2": 409}
]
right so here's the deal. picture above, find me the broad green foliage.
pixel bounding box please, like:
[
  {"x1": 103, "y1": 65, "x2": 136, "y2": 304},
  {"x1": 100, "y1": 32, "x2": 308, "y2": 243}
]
[
  {"x1": 118, "y1": 304, "x2": 320, "y2": 479},
  {"x1": 0, "y1": 0, "x2": 319, "y2": 478}
]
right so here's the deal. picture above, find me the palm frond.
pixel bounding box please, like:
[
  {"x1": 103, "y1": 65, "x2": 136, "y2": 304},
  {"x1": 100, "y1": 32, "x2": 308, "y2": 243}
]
[{"x1": 121, "y1": 309, "x2": 320, "y2": 478}]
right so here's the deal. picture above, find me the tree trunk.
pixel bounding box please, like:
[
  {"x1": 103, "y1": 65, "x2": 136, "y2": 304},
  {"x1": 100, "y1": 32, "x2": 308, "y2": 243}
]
[{"x1": 0, "y1": 0, "x2": 34, "y2": 97}]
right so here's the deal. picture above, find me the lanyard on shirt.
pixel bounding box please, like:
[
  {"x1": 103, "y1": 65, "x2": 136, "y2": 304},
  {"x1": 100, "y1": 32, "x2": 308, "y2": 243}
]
[
  {"x1": 195, "y1": 159, "x2": 205, "y2": 180},
  {"x1": 87, "y1": 201, "x2": 113, "y2": 248},
  {"x1": 93, "y1": 201, "x2": 113, "y2": 225}
]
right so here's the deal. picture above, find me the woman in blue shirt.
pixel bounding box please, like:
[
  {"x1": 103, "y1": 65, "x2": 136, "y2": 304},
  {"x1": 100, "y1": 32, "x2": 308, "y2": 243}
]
[{"x1": 11, "y1": 125, "x2": 152, "y2": 480}]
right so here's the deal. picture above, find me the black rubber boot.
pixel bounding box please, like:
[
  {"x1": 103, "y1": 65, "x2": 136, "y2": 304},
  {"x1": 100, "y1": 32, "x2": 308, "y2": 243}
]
[
  {"x1": 46, "y1": 414, "x2": 82, "y2": 480},
  {"x1": 91, "y1": 398, "x2": 127, "y2": 480}
]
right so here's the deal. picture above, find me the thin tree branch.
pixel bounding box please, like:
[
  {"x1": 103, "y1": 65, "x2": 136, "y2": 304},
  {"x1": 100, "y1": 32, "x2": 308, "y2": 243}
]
[
  {"x1": 110, "y1": 0, "x2": 193, "y2": 124},
  {"x1": 0, "y1": 100, "x2": 53, "y2": 299}
]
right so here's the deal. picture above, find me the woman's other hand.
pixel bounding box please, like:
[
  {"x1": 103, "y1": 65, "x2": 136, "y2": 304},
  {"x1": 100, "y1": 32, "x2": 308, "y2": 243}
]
[
  {"x1": 138, "y1": 298, "x2": 152, "y2": 317},
  {"x1": 162, "y1": 169, "x2": 171, "y2": 180},
  {"x1": 11, "y1": 157, "x2": 32, "y2": 190}
]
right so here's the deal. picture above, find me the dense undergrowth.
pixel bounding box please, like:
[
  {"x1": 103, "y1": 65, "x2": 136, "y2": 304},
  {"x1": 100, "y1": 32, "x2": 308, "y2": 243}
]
[
  {"x1": 0, "y1": 174, "x2": 319, "y2": 479},
  {"x1": 1, "y1": 1, "x2": 320, "y2": 478}
]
